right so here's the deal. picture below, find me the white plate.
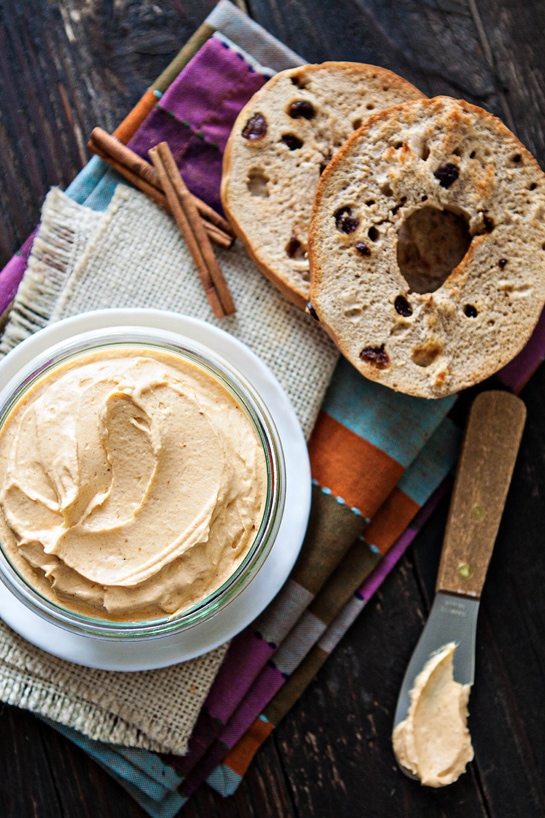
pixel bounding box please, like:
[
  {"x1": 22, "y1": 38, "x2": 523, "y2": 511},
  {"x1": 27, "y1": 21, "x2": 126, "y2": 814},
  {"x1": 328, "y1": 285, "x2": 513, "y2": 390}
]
[{"x1": 0, "y1": 309, "x2": 311, "y2": 670}]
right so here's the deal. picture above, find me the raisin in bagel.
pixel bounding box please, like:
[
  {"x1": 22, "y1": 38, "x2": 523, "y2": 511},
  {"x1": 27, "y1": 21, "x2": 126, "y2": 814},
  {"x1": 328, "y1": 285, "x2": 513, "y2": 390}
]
[
  {"x1": 221, "y1": 62, "x2": 424, "y2": 309},
  {"x1": 308, "y1": 96, "x2": 545, "y2": 398}
]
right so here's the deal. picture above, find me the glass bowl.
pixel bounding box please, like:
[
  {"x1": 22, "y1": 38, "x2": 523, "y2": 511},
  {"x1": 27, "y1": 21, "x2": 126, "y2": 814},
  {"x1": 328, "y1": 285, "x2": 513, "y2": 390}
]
[{"x1": 0, "y1": 325, "x2": 286, "y2": 641}]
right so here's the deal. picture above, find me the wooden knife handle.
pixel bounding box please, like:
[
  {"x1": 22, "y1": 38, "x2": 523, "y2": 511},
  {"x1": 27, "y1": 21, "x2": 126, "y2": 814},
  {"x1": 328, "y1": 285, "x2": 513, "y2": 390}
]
[{"x1": 435, "y1": 390, "x2": 526, "y2": 598}]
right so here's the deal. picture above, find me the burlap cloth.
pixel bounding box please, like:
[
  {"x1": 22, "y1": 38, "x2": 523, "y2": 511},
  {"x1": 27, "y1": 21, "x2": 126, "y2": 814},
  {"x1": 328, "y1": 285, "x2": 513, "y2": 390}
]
[{"x1": 0, "y1": 184, "x2": 338, "y2": 754}]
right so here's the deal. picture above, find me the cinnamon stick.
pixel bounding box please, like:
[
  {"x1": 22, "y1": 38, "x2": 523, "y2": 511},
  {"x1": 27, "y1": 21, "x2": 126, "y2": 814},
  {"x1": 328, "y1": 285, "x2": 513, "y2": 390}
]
[
  {"x1": 88, "y1": 141, "x2": 169, "y2": 208},
  {"x1": 91, "y1": 127, "x2": 161, "y2": 189},
  {"x1": 149, "y1": 142, "x2": 236, "y2": 318},
  {"x1": 88, "y1": 127, "x2": 234, "y2": 249}
]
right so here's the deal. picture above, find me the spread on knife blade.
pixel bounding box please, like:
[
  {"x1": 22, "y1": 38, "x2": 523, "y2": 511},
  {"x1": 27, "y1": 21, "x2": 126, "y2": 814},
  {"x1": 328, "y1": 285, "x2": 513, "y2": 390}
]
[
  {"x1": 0, "y1": 347, "x2": 268, "y2": 622},
  {"x1": 392, "y1": 642, "x2": 474, "y2": 787}
]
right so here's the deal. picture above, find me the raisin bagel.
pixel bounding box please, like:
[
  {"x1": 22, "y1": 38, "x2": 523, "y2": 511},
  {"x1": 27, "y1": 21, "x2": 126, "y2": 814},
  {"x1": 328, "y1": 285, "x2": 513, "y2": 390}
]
[
  {"x1": 221, "y1": 62, "x2": 424, "y2": 308},
  {"x1": 308, "y1": 96, "x2": 545, "y2": 398}
]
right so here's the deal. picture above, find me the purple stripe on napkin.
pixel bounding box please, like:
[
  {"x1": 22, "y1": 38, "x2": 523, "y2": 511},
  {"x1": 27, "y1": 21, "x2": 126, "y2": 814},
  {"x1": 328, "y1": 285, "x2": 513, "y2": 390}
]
[
  {"x1": 207, "y1": 633, "x2": 275, "y2": 720},
  {"x1": 158, "y1": 36, "x2": 270, "y2": 152},
  {"x1": 0, "y1": 230, "x2": 37, "y2": 316},
  {"x1": 128, "y1": 36, "x2": 268, "y2": 214}
]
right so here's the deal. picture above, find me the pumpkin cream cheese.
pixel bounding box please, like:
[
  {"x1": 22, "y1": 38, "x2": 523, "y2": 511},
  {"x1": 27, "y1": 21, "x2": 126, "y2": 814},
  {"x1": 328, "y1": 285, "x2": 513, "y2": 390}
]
[
  {"x1": 393, "y1": 642, "x2": 474, "y2": 787},
  {"x1": 0, "y1": 347, "x2": 268, "y2": 622}
]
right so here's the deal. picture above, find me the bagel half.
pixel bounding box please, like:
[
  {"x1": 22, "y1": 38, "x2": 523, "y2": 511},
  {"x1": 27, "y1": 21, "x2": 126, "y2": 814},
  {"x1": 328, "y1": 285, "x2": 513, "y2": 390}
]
[
  {"x1": 221, "y1": 62, "x2": 425, "y2": 309},
  {"x1": 308, "y1": 96, "x2": 545, "y2": 398}
]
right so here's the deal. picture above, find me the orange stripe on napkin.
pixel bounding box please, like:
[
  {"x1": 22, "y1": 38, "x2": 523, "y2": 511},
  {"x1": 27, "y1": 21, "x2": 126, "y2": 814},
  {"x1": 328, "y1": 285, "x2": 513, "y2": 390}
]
[
  {"x1": 363, "y1": 487, "x2": 419, "y2": 554},
  {"x1": 113, "y1": 89, "x2": 158, "y2": 144},
  {"x1": 224, "y1": 718, "x2": 274, "y2": 777},
  {"x1": 309, "y1": 411, "x2": 404, "y2": 518}
]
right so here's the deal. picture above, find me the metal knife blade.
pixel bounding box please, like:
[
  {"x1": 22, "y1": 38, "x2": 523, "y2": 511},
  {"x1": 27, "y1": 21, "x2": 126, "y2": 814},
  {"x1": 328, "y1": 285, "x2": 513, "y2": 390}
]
[
  {"x1": 393, "y1": 591, "x2": 479, "y2": 729},
  {"x1": 392, "y1": 390, "x2": 526, "y2": 754}
]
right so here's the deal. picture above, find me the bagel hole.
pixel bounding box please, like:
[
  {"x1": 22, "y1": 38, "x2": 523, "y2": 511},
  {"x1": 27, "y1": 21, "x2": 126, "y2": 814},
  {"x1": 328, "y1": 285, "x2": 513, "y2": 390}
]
[
  {"x1": 472, "y1": 212, "x2": 495, "y2": 235},
  {"x1": 390, "y1": 322, "x2": 410, "y2": 337},
  {"x1": 396, "y1": 206, "x2": 472, "y2": 294},
  {"x1": 391, "y1": 196, "x2": 407, "y2": 216},
  {"x1": 247, "y1": 168, "x2": 269, "y2": 198},
  {"x1": 291, "y1": 75, "x2": 309, "y2": 89},
  {"x1": 411, "y1": 341, "x2": 442, "y2": 368}
]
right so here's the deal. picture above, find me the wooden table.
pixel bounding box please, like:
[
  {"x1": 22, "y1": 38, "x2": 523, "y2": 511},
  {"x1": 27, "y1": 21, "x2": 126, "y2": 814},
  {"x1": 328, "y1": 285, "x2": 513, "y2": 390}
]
[{"x1": 1, "y1": 1, "x2": 544, "y2": 816}]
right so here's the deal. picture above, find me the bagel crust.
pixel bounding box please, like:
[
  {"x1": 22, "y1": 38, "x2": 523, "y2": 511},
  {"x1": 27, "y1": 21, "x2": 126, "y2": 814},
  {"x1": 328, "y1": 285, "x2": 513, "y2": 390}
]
[
  {"x1": 221, "y1": 62, "x2": 425, "y2": 309},
  {"x1": 309, "y1": 96, "x2": 545, "y2": 398}
]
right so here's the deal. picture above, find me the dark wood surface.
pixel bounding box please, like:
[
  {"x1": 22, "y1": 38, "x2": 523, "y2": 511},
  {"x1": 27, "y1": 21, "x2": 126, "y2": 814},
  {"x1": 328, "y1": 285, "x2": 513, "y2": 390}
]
[{"x1": 1, "y1": 1, "x2": 545, "y2": 816}]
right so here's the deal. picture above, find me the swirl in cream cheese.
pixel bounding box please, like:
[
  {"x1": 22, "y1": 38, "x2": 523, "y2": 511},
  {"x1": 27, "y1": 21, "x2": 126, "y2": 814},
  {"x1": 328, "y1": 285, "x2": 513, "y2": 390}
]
[
  {"x1": 392, "y1": 642, "x2": 474, "y2": 787},
  {"x1": 0, "y1": 348, "x2": 268, "y2": 621}
]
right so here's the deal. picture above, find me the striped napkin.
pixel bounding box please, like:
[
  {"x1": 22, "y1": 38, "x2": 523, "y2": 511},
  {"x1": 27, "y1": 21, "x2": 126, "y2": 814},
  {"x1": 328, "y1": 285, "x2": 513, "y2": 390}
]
[{"x1": 1, "y1": 3, "x2": 544, "y2": 816}]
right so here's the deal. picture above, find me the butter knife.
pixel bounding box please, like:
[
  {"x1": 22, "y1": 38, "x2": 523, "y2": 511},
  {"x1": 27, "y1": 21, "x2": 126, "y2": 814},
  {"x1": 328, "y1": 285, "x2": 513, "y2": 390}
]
[{"x1": 393, "y1": 390, "x2": 526, "y2": 755}]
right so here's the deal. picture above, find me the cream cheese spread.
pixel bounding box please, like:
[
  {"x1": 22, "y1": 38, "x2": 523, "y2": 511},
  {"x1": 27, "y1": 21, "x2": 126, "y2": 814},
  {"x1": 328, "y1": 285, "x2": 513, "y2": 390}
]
[
  {"x1": 392, "y1": 642, "x2": 474, "y2": 787},
  {"x1": 0, "y1": 347, "x2": 268, "y2": 621}
]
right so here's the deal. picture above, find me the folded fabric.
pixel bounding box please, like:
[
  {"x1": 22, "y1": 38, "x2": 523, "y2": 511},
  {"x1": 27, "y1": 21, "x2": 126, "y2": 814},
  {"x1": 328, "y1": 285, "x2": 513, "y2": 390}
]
[
  {"x1": 0, "y1": 622, "x2": 228, "y2": 755},
  {"x1": 206, "y1": 423, "x2": 459, "y2": 794},
  {"x1": 2, "y1": 3, "x2": 545, "y2": 818},
  {"x1": 39, "y1": 716, "x2": 185, "y2": 818},
  {"x1": 0, "y1": 150, "x2": 339, "y2": 750},
  {"x1": 167, "y1": 382, "x2": 461, "y2": 797}
]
